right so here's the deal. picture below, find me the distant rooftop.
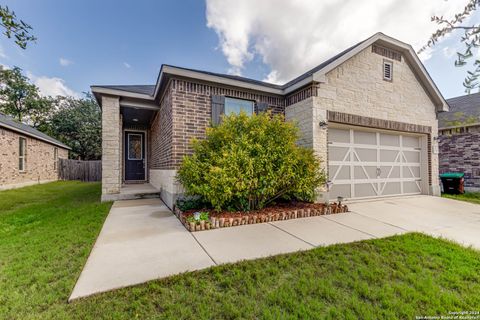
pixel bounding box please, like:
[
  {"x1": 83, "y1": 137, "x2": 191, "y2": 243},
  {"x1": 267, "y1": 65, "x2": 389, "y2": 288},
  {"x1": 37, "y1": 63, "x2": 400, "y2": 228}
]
[
  {"x1": 0, "y1": 113, "x2": 70, "y2": 149},
  {"x1": 439, "y1": 93, "x2": 480, "y2": 128}
]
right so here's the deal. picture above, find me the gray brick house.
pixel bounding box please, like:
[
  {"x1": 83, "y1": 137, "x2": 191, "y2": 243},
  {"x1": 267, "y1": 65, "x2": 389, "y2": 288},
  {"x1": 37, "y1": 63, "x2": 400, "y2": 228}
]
[
  {"x1": 92, "y1": 33, "x2": 448, "y2": 208},
  {"x1": 439, "y1": 93, "x2": 480, "y2": 191},
  {"x1": 0, "y1": 113, "x2": 70, "y2": 190}
]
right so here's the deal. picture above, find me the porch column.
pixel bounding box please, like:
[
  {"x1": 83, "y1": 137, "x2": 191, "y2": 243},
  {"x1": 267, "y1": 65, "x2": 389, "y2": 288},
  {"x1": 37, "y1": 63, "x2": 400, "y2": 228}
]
[{"x1": 101, "y1": 95, "x2": 122, "y2": 200}]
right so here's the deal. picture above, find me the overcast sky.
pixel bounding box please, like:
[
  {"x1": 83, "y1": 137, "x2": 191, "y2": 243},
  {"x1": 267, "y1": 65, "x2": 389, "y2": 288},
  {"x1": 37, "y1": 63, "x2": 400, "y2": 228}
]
[{"x1": 0, "y1": 0, "x2": 478, "y2": 99}]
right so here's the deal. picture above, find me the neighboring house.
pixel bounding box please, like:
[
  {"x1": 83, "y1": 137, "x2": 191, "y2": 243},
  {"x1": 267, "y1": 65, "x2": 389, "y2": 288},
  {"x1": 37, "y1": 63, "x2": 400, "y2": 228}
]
[
  {"x1": 438, "y1": 93, "x2": 480, "y2": 191},
  {"x1": 92, "y1": 32, "x2": 447, "y2": 208},
  {"x1": 0, "y1": 113, "x2": 70, "y2": 190}
]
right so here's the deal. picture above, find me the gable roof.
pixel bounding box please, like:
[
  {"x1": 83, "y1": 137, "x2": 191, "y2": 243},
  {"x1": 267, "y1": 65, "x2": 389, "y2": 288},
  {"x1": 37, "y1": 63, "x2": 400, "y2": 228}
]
[
  {"x1": 439, "y1": 92, "x2": 480, "y2": 129},
  {"x1": 0, "y1": 113, "x2": 70, "y2": 149},
  {"x1": 92, "y1": 32, "x2": 448, "y2": 111}
]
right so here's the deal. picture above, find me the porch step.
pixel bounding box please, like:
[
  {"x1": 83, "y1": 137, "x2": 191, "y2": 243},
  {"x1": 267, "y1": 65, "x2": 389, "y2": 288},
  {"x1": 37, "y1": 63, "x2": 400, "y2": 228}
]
[{"x1": 117, "y1": 183, "x2": 161, "y2": 201}]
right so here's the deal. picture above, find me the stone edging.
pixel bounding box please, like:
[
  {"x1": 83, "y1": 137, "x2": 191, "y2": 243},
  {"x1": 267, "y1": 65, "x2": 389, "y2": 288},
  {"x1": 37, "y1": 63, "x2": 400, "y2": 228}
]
[{"x1": 174, "y1": 203, "x2": 349, "y2": 232}]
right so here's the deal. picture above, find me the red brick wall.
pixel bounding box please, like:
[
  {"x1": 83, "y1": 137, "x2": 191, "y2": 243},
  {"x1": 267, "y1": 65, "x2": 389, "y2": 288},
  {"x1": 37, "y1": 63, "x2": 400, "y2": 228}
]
[{"x1": 150, "y1": 81, "x2": 174, "y2": 169}]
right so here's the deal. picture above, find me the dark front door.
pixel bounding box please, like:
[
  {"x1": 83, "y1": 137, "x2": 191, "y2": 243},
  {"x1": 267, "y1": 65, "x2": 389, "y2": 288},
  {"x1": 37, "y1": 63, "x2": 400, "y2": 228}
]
[{"x1": 125, "y1": 131, "x2": 145, "y2": 181}]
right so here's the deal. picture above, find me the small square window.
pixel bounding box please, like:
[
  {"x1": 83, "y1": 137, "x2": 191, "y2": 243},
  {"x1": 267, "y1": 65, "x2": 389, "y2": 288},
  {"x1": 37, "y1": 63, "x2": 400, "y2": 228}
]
[{"x1": 383, "y1": 60, "x2": 393, "y2": 81}]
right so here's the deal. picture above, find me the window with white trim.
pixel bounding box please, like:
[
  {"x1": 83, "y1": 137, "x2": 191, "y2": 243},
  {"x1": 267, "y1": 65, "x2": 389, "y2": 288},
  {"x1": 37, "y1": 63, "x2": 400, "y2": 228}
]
[
  {"x1": 19, "y1": 137, "x2": 26, "y2": 171},
  {"x1": 224, "y1": 97, "x2": 254, "y2": 116},
  {"x1": 383, "y1": 60, "x2": 393, "y2": 81}
]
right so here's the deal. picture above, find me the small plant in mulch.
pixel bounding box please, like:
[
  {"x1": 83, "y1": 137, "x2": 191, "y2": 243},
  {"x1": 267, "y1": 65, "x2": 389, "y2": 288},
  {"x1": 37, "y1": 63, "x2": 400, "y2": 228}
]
[{"x1": 185, "y1": 211, "x2": 212, "y2": 231}]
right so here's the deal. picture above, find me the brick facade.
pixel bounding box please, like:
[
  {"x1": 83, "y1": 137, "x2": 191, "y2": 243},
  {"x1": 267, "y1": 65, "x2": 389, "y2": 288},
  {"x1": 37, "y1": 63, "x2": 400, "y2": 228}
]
[
  {"x1": 149, "y1": 78, "x2": 286, "y2": 170},
  {"x1": 439, "y1": 129, "x2": 480, "y2": 190},
  {"x1": 0, "y1": 127, "x2": 68, "y2": 189}
]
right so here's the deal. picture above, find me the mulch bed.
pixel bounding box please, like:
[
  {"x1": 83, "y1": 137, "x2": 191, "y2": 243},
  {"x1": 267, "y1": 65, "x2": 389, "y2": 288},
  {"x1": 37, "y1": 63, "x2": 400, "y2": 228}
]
[{"x1": 174, "y1": 202, "x2": 349, "y2": 232}]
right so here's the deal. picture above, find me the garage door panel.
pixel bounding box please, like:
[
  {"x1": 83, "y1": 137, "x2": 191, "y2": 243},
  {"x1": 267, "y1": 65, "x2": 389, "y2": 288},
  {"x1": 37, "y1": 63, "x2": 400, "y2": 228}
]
[
  {"x1": 403, "y1": 181, "x2": 421, "y2": 193},
  {"x1": 329, "y1": 146, "x2": 349, "y2": 161},
  {"x1": 330, "y1": 184, "x2": 351, "y2": 199},
  {"x1": 402, "y1": 166, "x2": 420, "y2": 178},
  {"x1": 380, "y1": 166, "x2": 400, "y2": 179},
  {"x1": 380, "y1": 133, "x2": 400, "y2": 146},
  {"x1": 329, "y1": 165, "x2": 350, "y2": 180},
  {"x1": 353, "y1": 131, "x2": 376, "y2": 145},
  {"x1": 403, "y1": 151, "x2": 420, "y2": 163},
  {"x1": 379, "y1": 150, "x2": 399, "y2": 162},
  {"x1": 328, "y1": 128, "x2": 350, "y2": 143},
  {"x1": 328, "y1": 127, "x2": 424, "y2": 199},
  {"x1": 403, "y1": 136, "x2": 420, "y2": 148},
  {"x1": 382, "y1": 182, "x2": 401, "y2": 195},
  {"x1": 355, "y1": 183, "x2": 377, "y2": 197},
  {"x1": 354, "y1": 166, "x2": 377, "y2": 180},
  {"x1": 354, "y1": 148, "x2": 377, "y2": 162}
]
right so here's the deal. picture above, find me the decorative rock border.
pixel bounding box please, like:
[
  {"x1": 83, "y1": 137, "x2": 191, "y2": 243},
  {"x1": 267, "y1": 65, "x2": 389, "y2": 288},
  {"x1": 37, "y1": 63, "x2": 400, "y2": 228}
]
[{"x1": 174, "y1": 202, "x2": 349, "y2": 232}]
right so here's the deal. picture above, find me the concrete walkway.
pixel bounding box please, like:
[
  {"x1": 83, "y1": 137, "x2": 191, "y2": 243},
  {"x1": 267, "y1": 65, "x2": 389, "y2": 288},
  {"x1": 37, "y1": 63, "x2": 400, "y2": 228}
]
[{"x1": 70, "y1": 195, "x2": 480, "y2": 300}]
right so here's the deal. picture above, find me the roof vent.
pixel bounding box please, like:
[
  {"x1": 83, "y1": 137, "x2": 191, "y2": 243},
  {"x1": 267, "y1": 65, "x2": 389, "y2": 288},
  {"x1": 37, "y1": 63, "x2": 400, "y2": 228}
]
[{"x1": 383, "y1": 60, "x2": 393, "y2": 81}]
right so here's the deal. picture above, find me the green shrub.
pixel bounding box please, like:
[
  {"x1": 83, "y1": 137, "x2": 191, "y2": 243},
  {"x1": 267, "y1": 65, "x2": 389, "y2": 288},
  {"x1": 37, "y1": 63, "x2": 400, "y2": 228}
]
[
  {"x1": 175, "y1": 195, "x2": 210, "y2": 211},
  {"x1": 177, "y1": 112, "x2": 326, "y2": 211}
]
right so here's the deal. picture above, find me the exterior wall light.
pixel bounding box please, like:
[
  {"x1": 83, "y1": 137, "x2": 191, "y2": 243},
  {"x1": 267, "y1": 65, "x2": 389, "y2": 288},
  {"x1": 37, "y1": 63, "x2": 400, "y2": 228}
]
[{"x1": 319, "y1": 120, "x2": 328, "y2": 128}]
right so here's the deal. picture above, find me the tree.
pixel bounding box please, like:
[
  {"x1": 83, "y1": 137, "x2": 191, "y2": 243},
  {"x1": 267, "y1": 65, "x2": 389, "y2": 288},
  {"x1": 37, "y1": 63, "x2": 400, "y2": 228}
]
[
  {"x1": 0, "y1": 5, "x2": 36, "y2": 49},
  {"x1": 0, "y1": 66, "x2": 54, "y2": 127},
  {"x1": 420, "y1": 0, "x2": 480, "y2": 92},
  {"x1": 44, "y1": 94, "x2": 102, "y2": 160},
  {"x1": 177, "y1": 112, "x2": 326, "y2": 211}
]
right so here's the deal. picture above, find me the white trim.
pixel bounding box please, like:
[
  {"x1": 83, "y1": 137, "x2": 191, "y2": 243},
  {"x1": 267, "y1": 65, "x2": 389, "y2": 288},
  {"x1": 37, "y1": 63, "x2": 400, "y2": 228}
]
[
  {"x1": 0, "y1": 123, "x2": 70, "y2": 150},
  {"x1": 123, "y1": 129, "x2": 147, "y2": 182},
  {"x1": 91, "y1": 86, "x2": 154, "y2": 100}
]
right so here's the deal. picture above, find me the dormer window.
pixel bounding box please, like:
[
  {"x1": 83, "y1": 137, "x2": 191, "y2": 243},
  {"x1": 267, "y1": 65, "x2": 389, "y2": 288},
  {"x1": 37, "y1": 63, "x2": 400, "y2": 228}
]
[{"x1": 383, "y1": 60, "x2": 393, "y2": 81}]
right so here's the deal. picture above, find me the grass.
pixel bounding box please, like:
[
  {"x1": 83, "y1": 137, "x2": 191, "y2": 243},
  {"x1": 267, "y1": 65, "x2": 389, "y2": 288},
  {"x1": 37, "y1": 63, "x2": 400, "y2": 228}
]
[
  {"x1": 442, "y1": 192, "x2": 480, "y2": 205},
  {"x1": 1, "y1": 182, "x2": 480, "y2": 319}
]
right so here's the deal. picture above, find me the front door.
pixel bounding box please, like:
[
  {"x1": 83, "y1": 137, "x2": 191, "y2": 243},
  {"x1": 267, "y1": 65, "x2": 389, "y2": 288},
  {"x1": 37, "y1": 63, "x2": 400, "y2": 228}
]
[{"x1": 125, "y1": 131, "x2": 145, "y2": 181}]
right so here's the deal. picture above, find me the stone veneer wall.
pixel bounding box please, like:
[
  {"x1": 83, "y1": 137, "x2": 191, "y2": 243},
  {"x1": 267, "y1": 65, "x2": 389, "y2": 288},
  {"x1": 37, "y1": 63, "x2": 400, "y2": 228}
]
[
  {"x1": 438, "y1": 130, "x2": 480, "y2": 191},
  {"x1": 0, "y1": 127, "x2": 68, "y2": 189},
  {"x1": 101, "y1": 95, "x2": 122, "y2": 198},
  {"x1": 286, "y1": 44, "x2": 440, "y2": 196}
]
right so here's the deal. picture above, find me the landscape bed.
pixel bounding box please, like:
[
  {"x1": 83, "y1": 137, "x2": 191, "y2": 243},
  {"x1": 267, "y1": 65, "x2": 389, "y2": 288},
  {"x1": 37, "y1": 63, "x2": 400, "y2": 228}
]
[{"x1": 175, "y1": 201, "x2": 349, "y2": 232}]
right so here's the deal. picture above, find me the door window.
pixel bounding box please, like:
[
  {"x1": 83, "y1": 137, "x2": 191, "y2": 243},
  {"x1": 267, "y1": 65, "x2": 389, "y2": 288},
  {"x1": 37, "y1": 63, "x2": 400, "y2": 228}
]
[{"x1": 128, "y1": 134, "x2": 143, "y2": 160}]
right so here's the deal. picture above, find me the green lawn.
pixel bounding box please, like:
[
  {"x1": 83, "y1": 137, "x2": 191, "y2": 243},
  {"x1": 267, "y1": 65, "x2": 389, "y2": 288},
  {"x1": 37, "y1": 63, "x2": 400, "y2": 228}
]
[
  {"x1": 442, "y1": 192, "x2": 480, "y2": 205},
  {"x1": 1, "y1": 182, "x2": 480, "y2": 319}
]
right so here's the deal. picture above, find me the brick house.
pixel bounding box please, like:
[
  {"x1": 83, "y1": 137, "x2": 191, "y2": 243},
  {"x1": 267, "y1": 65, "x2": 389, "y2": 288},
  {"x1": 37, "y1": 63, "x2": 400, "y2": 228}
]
[
  {"x1": 0, "y1": 113, "x2": 70, "y2": 190},
  {"x1": 92, "y1": 33, "x2": 447, "y2": 208},
  {"x1": 438, "y1": 93, "x2": 480, "y2": 191}
]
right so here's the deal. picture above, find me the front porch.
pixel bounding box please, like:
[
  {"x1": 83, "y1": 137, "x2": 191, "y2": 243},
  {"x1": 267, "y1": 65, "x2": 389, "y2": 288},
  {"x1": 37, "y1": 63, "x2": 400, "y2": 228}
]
[{"x1": 99, "y1": 95, "x2": 181, "y2": 207}]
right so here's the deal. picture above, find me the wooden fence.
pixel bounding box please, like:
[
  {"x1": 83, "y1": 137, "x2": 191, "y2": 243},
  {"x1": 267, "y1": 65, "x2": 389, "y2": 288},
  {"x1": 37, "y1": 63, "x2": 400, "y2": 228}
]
[{"x1": 58, "y1": 159, "x2": 102, "y2": 182}]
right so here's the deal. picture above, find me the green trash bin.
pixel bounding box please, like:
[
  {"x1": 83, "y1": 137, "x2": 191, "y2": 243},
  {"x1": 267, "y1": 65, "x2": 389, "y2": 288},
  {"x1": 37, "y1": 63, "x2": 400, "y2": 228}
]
[{"x1": 440, "y1": 172, "x2": 465, "y2": 194}]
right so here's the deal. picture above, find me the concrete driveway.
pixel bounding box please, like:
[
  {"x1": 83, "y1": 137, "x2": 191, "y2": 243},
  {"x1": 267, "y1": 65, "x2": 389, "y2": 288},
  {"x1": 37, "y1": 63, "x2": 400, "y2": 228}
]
[{"x1": 69, "y1": 195, "x2": 480, "y2": 300}]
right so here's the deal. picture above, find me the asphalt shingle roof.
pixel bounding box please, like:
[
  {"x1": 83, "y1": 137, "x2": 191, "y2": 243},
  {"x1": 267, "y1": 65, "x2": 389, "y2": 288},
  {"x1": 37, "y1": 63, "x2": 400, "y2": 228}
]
[
  {"x1": 439, "y1": 93, "x2": 480, "y2": 128},
  {"x1": 93, "y1": 38, "x2": 366, "y2": 96},
  {"x1": 95, "y1": 85, "x2": 156, "y2": 96},
  {"x1": 0, "y1": 113, "x2": 70, "y2": 149}
]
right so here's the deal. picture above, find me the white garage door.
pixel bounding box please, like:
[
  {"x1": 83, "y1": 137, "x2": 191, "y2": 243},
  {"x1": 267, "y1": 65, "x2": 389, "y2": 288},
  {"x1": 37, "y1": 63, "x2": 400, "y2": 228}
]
[{"x1": 328, "y1": 126, "x2": 423, "y2": 199}]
